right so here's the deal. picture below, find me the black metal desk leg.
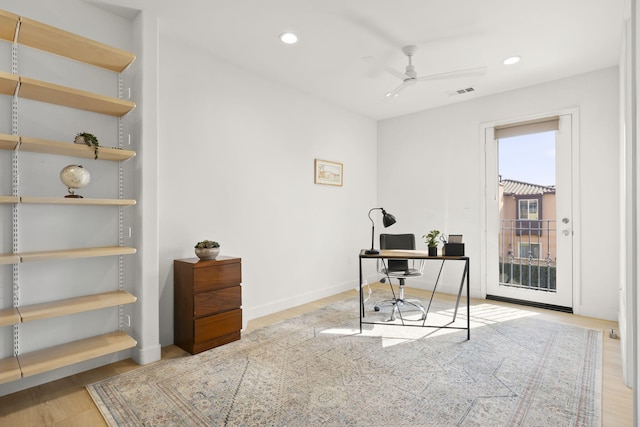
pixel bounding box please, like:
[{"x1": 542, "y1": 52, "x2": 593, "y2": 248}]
[
  {"x1": 466, "y1": 259, "x2": 470, "y2": 340},
  {"x1": 452, "y1": 260, "x2": 469, "y2": 322},
  {"x1": 359, "y1": 256, "x2": 363, "y2": 333}
]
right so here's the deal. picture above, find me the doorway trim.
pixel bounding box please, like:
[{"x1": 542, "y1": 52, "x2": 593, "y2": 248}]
[{"x1": 479, "y1": 108, "x2": 582, "y2": 314}]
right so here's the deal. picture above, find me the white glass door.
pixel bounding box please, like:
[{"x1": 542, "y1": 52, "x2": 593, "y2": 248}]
[{"x1": 484, "y1": 114, "x2": 574, "y2": 309}]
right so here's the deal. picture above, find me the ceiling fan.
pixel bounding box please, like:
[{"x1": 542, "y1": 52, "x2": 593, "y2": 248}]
[{"x1": 368, "y1": 45, "x2": 486, "y2": 99}]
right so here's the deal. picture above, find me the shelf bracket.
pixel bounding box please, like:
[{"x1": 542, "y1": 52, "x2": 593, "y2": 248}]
[
  {"x1": 118, "y1": 71, "x2": 126, "y2": 330},
  {"x1": 11, "y1": 27, "x2": 20, "y2": 357},
  {"x1": 12, "y1": 16, "x2": 20, "y2": 44}
]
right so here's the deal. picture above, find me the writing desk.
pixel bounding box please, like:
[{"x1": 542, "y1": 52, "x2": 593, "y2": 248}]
[{"x1": 359, "y1": 249, "x2": 470, "y2": 339}]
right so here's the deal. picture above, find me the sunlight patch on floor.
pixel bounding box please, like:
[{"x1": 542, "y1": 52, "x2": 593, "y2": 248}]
[{"x1": 318, "y1": 300, "x2": 541, "y2": 347}]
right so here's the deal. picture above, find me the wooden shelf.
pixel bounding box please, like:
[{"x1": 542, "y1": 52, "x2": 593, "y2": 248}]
[
  {"x1": 0, "y1": 73, "x2": 134, "y2": 117},
  {"x1": 19, "y1": 290, "x2": 136, "y2": 322},
  {"x1": 0, "y1": 307, "x2": 20, "y2": 327},
  {"x1": 0, "y1": 71, "x2": 19, "y2": 96},
  {"x1": 20, "y1": 246, "x2": 136, "y2": 263},
  {"x1": 0, "y1": 196, "x2": 19, "y2": 204},
  {"x1": 18, "y1": 331, "x2": 136, "y2": 378},
  {"x1": 0, "y1": 253, "x2": 19, "y2": 265},
  {"x1": 0, "y1": 133, "x2": 19, "y2": 150},
  {"x1": 0, "y1": 356, "x2": 21, "y2": 384},
  {"x1": 0, "y1": 134, "x2": 136, "y2": 161},
  {"x1": 0, "y1": 10, "x2": 135, "y2": 72},
  {"x1": 0, "y1": 196, "x2": 134, "y2": 206},
  {"x1": 19, "y1": 76, "x2": 135, "y2": 117},
  {"x1": 19, "y1": 136, "x2": 136, "y2": 160},
  {"x1": 21, "y1": 197, "x2": 136, "y2": 206},
  {"x1": 0, "y1": 10, "x2": 18, "y2": 42},
  {"x1": 17, "y1": 17, "x2": 136, "y2": 72}
]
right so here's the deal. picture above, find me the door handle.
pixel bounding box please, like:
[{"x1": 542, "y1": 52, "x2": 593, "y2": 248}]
[
  {"x1": 562, "y1": 217, "x2": 570, "y2": 224},
  {"x1": 562, "y1": 229, "x2": 570, "y2": 236}
]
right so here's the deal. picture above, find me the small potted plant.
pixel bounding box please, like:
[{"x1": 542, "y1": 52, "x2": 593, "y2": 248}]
[
  {"x1": 74, "y1": 132, "x2": 100, "y2": 160},
  {"x1": 423, "y1": 230, "x2": 440, "y2": 256},
  {"x1": 194, "y1": 240, "x2": 220, "y2": 260}
]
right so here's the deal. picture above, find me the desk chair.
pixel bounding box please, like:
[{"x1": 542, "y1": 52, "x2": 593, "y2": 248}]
[{"x1": 374, "y1": 233, "x2": 427, "y2": 321}]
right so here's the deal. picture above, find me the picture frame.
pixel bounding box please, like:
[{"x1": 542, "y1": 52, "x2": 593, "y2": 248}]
[{"x1": 314, "y1": 159, "x2": 343, "y2": 186}]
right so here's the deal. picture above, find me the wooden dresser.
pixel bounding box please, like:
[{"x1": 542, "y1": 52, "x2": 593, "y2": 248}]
[{"x1": 174, "y1": 256, "x2": 242, "y2": 354}]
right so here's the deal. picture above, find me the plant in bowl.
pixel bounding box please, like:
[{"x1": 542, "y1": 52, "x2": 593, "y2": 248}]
[
  {"x1": 194, "y1": 240, "x2": 220, "y2": 260},
  {"x1": 74, "y1": 132, "x2": 100, "y2": 159}
]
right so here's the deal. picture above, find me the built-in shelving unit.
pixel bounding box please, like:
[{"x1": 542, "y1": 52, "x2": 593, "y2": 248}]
[{"x1": 0, "y1": 9, "x2": 138, "y2": 385}]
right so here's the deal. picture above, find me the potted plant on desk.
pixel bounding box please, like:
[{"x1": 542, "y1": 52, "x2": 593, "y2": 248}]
[{"x1": 423, "y1": 230, "x2": 440, "y2": 256}]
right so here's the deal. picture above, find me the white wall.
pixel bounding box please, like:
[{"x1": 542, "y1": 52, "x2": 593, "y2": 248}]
[
  {"x1": 157, "y1": 36, "x2": 378, "y2": 345},
  {"x1": 378, "y1": 67, "x2": 620, "y2": 321}
]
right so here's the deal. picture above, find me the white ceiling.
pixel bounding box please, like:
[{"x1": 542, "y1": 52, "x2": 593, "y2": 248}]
[{"x1": 155, "y1": 0, "x2": 625, "y2": 120}]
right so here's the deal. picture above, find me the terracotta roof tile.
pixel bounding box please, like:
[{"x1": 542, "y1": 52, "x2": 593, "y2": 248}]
[{"x1": 500, "y1": 179, "x2": 555, "y2": 195}]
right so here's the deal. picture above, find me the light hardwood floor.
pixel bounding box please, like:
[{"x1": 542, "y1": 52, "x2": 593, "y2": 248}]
[{"x1": 0, "y1": 287, "x2": 633, "y2": 426}]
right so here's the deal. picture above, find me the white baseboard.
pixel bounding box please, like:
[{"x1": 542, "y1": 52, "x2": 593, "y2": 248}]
[{"x1": 244, "y1": 281, "x2": 356, "y2": 327}]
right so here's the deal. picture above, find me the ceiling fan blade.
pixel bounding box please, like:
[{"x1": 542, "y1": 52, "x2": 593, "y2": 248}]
[
  {"x1": 364, "y1": 56, "x2": 407, "y2": 81},
  {"x1": 417, "y1": 66, "x2": 487, "y2": 82},
  {"x1": 383, "y1": 81, "x2": 410, "y2": 100}
]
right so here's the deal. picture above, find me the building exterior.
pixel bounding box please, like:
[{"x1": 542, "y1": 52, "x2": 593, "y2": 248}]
[{"x1": 498, "y1": 179, "x2": 557, "y2": 289}]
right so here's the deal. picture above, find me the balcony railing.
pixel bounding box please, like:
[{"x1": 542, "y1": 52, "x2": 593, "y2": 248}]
[{"x1": 499, "y1": 219, "x2": 556, "y2": 292}]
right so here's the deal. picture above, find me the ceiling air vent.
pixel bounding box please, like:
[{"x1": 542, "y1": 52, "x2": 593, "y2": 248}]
[{"x1": 447, "y1": 87, "x2": 475, "y2": 97}]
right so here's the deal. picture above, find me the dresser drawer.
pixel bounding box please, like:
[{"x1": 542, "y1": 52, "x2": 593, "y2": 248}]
[
  {"x1": 194, "y1": 286, "x2": 241, "y2": 318},
  {"x1": 194, "y1": 262, "x2": 241, "y2": 292},
  {"x1": 194, "y1": 309, "x2": 242, "y2": 343}
]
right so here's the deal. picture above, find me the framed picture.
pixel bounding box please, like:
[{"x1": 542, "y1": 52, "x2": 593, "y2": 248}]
[{"x1": 314, "y1": 159, "x2": 343, "y2": 186}]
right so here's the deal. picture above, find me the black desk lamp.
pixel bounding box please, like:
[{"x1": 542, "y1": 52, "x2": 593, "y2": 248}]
[{"x1": 365, "y1": 207, "x2": 397, "y2": 254}]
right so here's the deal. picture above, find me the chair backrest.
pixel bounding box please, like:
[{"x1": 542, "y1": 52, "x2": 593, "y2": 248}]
[{"x1": 380, "y1": 234, "x2": 415, "y2": 272}]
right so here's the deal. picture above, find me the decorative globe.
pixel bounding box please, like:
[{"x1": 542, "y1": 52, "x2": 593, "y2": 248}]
[{"x1": 60, "y1": 164, "x2": 90, "y2": 198}]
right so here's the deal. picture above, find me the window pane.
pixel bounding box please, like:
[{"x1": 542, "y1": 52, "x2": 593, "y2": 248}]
[
  {"x1": 519, "y1": 200, "x2": 528, "y2": 220},
  {"x1": 519, "y1": 243, "x2": 540, "y2": 258},
  {"x1": 529, "y1": 200, "x2": 538, "y2": 219}
]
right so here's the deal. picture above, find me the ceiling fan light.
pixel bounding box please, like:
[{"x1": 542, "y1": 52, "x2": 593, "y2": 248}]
[
  {"x1": 503, "y1": 56, "x2": 521, "y2": 65},
  {"x1": 279, "y1": 32, "x2": 298, "y2": 44}
]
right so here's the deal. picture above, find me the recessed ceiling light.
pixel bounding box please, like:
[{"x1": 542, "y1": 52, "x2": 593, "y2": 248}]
[
  {"x1": 279, "y1": 32, "x2": 298, "y2": 44},
  {"x1": 503, "y1": 56, "x2": 521, "y2": 65}
]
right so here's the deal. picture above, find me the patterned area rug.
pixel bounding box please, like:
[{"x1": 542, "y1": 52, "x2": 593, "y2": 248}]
[{"x1": 87, "y1": 292, "x2": 602, "y2": 426}]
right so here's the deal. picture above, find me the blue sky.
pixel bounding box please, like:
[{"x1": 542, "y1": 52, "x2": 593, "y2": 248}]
[{"x1": 499, "y1": 131, "x2": 556, "y2": 186}]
